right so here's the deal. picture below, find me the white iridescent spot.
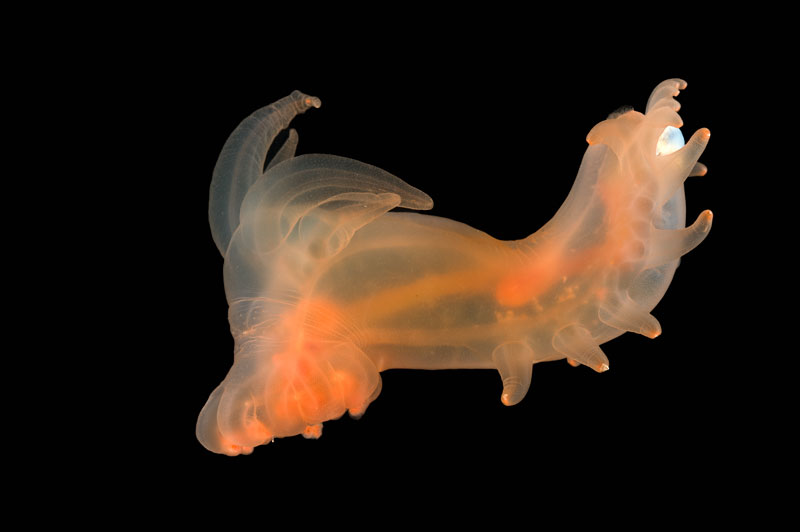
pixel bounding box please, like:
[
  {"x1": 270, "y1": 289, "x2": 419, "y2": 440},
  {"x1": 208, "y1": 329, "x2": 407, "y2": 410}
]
[{"x1": 656, "y1": 125, "x2": 685, "y2": 156}]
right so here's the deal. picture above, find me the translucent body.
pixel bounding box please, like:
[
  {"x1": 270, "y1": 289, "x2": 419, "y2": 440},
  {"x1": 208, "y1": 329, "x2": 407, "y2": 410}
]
[{"x1": 197, "y1": 81, "x2": 712, "y2": 455}]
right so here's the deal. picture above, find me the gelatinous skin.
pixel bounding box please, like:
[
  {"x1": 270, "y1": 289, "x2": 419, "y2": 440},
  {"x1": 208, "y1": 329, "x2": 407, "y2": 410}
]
[{"x1": 197, "y1": 82, "x2": 712, "y2": 455}]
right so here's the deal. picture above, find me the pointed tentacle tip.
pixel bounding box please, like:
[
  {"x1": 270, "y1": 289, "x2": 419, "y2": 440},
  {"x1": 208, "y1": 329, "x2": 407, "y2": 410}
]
[{"x1": 598, "y1": 363, "x2": 610, "y2": 372}]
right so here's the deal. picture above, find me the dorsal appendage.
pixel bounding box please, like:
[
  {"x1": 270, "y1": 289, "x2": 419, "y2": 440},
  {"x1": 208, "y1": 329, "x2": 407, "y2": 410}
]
[{"x1": 208, "y1": 90, "x2": 323, "y2": 256}]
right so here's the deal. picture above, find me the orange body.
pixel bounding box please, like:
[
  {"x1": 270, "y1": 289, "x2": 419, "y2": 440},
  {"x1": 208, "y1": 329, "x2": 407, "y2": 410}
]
[{"x1": 197, "y1": 81, "x2": 712, "y2": 455}]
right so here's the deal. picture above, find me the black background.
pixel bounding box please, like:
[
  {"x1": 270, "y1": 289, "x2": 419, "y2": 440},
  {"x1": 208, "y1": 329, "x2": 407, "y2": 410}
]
[{"x1": 133, "y1": 43, "x2": 771, "y2": 513}]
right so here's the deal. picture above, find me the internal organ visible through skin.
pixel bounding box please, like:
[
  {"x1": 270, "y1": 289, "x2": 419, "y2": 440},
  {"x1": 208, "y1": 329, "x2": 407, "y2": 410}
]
[{"x1": 197, "y1": 80, "x2": 712, "y2": 455}]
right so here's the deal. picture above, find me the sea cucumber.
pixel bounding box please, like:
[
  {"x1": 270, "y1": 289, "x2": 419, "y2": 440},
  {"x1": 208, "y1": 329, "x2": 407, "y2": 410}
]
[{"x1": 197, "y1": 79, "x2": 711, "y2": 455}]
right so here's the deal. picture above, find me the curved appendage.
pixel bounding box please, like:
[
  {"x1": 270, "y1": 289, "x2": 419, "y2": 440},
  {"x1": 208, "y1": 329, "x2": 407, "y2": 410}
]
[
  {"x1": 599, "y1": 293, "x2": 661, "y2": 339},
  {"x1": 646, "y1": 210, "x2": 713, "y2": 268},
  {"x1": 209, "y1": 91, "x2": 321, "y2": 255},
  {"x1": 655, "y1": 128, "x2": 711, "y2": 205},
  {"x1": 266, "y1": 128, "x2": 299, "y2": 172},
  {"x1": 492, "y1": 342, "x2": 534, "y2": 406},
  {"x1": 238, "y1": 154, "x2": 433, "y2": 256},
  {"x1": 646, "y1": 78, "x2": 686, "y2": 113},
  {"x1": 552, "y1": 325, "x2": 610, "y2": 373}
]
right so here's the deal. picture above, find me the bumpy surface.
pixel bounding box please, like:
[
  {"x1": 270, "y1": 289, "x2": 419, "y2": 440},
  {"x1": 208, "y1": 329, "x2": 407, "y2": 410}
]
[{"x1": 197, "y1": 81, "x2": 711, "y2": 455}]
